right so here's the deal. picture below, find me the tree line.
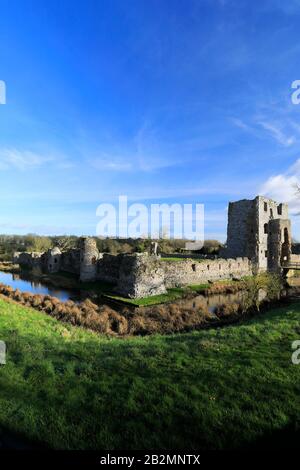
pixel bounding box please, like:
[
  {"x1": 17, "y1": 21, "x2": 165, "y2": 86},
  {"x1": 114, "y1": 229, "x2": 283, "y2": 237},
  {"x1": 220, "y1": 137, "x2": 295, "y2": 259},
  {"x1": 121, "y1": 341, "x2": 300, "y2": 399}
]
[{"x1": 0, "y1": 234, "x2": 223, "y2": 261}]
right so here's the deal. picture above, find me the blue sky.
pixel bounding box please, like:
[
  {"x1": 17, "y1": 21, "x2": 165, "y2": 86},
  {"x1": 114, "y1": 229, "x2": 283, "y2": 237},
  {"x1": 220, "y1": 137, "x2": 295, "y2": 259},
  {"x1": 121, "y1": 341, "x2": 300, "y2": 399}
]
[{"x1": 1, "y1": 0, "x2": 300, "y2": 240}]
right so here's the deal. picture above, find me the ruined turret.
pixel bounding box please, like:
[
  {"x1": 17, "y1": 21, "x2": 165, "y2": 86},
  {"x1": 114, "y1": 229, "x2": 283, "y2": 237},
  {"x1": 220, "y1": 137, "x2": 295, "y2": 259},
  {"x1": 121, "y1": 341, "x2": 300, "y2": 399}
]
[
  {"x1": 79, "y1": 237, "x2": 99, "y2": 282},
  {"x1": 225, "y1": 195, "x2": 290, "y2": 272}
]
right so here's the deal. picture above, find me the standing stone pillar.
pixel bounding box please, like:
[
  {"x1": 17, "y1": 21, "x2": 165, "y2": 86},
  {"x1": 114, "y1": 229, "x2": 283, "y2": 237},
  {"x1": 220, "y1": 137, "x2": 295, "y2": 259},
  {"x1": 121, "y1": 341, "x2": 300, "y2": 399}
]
[{"x1": 150, "y1": 241, "x2": 159, "y2": 256}]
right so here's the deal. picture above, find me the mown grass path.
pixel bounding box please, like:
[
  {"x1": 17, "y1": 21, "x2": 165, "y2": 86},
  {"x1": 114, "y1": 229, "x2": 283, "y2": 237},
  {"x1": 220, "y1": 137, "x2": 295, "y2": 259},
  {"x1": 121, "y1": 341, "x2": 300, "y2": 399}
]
[{"x1": 0, "y1": 296, "x2": 299, "y2": 449}]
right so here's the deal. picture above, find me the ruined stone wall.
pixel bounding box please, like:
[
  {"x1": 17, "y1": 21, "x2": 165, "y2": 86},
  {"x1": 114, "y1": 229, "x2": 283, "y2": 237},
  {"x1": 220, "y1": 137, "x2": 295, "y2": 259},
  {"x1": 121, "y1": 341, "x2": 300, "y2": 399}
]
[
  {"x1": 117, "y1": 254, "x2": 167, "y2": 298},
  {"x1": 161, "y1": 257, "x2": 253, "y2": 288},
  {"x1": 97, "y1": 254, "x2": 123, "y2": 283},
  {"x1": 256, "y1": 197, "x2": 289, "y2": 271},
  {"x1": 11, "y1": 193, "x2": 293, "y2": 298},
  {"x1": 46, "y1": 247, "x2": 62, "y2": 273},
  {"x1": 13, "y1": 247, "x2": 254, "y2": 299},
  {"x1": 226, "y1": 199, "x2": 256, "y2": 260},
  {"x1": 13, "y1": 252, "x2": 44, "y2": 269},
  {"x1": 114, "y1": 254, "x2": 253, "y2": 298},
  {"x1": 60, "y1": 249, "x2": 81, "y2": 275},
  {"x1": 268, "y1": 219, "x2": 291, "y2": 272}
]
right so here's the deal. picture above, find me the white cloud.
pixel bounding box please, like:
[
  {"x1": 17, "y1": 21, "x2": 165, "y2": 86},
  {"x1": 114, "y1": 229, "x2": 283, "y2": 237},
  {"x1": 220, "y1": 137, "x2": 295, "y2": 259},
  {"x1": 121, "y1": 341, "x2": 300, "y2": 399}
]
[
  {"x1": 259, "y1": 159, "x2": 300, "y2": 240},
  {"x1": 259, "y1": 159, "x2": 300, "y2": 214}
]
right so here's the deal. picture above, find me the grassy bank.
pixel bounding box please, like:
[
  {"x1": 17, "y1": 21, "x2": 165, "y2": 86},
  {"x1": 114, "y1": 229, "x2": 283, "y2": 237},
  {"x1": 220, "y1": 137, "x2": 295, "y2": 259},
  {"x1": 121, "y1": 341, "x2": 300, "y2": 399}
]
[{"x1": 0, "y1": 296, "x2": 299, "y2": 449}]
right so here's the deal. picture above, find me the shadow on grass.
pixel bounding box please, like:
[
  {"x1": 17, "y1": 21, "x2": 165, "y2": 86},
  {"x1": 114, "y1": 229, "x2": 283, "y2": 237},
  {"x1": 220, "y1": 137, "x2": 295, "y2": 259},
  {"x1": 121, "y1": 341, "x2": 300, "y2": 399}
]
[
  {"x1": 245, "y1": 422, "x2": 300, "y2": 450},
  {"x1": 0, "y1": 425, "x2": 48, "y2": 450},
  {"x1": 0, "y1": 299, "x2": 299, "y2": 450}
]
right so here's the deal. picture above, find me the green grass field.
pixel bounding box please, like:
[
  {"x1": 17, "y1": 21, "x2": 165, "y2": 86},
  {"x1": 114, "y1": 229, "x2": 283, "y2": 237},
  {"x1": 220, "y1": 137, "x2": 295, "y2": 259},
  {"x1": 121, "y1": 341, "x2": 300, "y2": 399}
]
[{"x1": 0, "y1": 296, "x2": 299, "y2": 450}]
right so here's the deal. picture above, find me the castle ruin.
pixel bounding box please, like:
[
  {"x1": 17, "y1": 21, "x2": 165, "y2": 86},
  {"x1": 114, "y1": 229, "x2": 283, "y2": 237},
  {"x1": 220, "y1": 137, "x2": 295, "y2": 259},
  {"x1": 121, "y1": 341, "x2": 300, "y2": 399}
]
[
  {"x1": 225, "y1": 196, "x2": 292, "y2": 272},
  {"x1": 13, "y1": 195, "x2": 296, "y2": 299}
]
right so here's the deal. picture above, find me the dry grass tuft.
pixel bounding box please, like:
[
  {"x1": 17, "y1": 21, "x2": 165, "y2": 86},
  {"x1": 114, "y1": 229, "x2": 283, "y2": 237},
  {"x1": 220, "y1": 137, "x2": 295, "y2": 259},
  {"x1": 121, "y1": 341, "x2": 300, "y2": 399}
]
[{"x1": 0, "y1": 280, "x2": 252, "y2": 336}]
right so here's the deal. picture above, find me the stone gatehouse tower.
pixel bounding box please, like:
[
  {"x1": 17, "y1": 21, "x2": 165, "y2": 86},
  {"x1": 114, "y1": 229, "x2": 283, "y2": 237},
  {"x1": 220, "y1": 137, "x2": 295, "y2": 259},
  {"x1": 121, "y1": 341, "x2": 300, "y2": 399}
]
[{"x1": 225, "y1": 196, "x2": 291, "y2": 272}]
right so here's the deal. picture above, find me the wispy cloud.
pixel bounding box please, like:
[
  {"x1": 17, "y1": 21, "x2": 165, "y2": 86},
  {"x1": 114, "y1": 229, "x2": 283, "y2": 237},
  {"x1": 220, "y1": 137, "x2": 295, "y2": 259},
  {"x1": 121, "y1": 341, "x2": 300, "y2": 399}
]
[
  {"x1": 0, "y1": 147, "x2": 75, "y2": 171},
  {"x1": 0, "y1": 148, "x2": 54, "y2": 171},
  {"x1": 91, "y1": 157, "x2": 133, "y2": 172},
  {"x1": 88, "y1": 122, "x2": 185, "y2": 173},
  {"x1": 231, "y1": 115, "x2": 297, "y2": 147},
  {"x1": 257, "y1": 121, "x2": 296, "y2": 147},
  {"x1": 230, "y1": 117, "x2": 252, "y2": 132}
]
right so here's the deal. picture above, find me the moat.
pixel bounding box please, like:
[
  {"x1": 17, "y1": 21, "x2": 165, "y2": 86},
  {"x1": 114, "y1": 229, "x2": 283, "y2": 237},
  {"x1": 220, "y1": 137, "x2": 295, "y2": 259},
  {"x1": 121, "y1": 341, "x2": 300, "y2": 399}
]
[
  {"x1": 1, "y1": 269, "x2": 299, "y2": 315},
  {"x1": 0, "y1": 270, "x2": 82, "y2": 302}
]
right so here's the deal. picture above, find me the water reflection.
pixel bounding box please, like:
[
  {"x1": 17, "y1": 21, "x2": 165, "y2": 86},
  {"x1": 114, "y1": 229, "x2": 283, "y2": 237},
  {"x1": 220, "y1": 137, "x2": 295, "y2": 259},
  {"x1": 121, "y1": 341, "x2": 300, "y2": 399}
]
[
  {"x1": 0, "y1": 270, "x2": 81, "y2": 302},
  {"x1": 0, "y1": 269, "x2": 296, "y2": 313},
  {"x1": 174, "y1": 290, "x2": 246, "y2": 313}
]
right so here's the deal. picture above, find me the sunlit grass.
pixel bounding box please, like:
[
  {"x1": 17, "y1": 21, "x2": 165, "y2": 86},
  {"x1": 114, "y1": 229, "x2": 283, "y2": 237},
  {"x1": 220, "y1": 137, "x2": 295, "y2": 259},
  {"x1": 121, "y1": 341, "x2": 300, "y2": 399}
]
[{"x1": 0, "y1": 296, "x2": 299, "y2": 449}]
